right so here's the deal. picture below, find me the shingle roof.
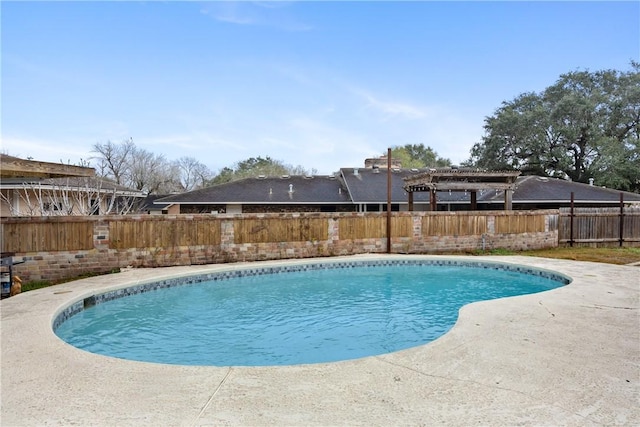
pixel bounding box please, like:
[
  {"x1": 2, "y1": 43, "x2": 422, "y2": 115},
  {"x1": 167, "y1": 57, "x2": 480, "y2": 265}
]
[
  {"x1": 139, "y1": 195, "x2": 172, "y2": 212},
  {"x1": 478, "y1": 175, "x2": 640, "y2": 203},
  {"x1": 154, "y1": 170, "x2": 640, "y2": 206},
  {"x1": 0, "y1": 176, "x2": 143, "y2": 196},
  {"x1": 155, "y1": 175, "x2": 351, "y2": 204},
  {"x1": 340, "y1": 168, "x2": 469, "y2": 204}
]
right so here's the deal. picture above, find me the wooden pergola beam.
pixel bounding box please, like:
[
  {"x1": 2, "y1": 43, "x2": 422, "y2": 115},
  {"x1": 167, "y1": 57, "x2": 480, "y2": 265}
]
[
  {"x1": 403, "y1": 169, "x2": 521, "y2": 211},
  {"x1": 404, "y1": 169, "x2": 520, "y2": 183},
  {"x1": 0, "y1": 155, "x2": 95, "y2": 179},
  {"x1": 404, "y1": 182, "x2": 517, "y2": 192}
]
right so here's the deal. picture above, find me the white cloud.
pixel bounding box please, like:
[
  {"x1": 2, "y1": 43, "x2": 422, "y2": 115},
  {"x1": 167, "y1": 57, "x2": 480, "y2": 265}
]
[
  {"x1": 253, "y1": 2, "x2": 295, "y2": 10},
  {"x1": 202, "y1": 3, "x2": 256, "y2": 25},
  {"x1": 269, "y1": 63, "x2": 315, "y2": 86},
  {"x1": 1, "y1": 135, "x2": 93, "y2": 165},
  {"x1": 408, "y1": 109, "x2": 482, "y2": 164},
  {"x1": 350, "y1": 88, "x2": 430, "y2": 121},
  {"x1": 200, "y1": 2, "x2": 313, "y2": 31},
  {"x1": 336, "y1": 84, "x2": 480, "y2": 163},
  {"x1": 283, "y1": 116, "x2": 382, "y2": 171}
]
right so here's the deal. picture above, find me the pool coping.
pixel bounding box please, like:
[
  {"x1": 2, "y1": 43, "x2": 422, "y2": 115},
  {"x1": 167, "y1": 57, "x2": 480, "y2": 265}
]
[{"x1": 1, "y1": 254, "x2": 639, "y2": 426}]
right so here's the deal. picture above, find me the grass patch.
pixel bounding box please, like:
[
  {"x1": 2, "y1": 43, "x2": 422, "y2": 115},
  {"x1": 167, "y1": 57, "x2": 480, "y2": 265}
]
[
  {"x1": 518, "y1": 246, "x2": 640, "y2": 265},
  {"x1": 471, "y1": 248, "x2": 516, "y2": 256},
  {"x1": 458, "y1": 246, "x2": 640, "y2": 265},
  {"x1": 20, "y1": 280, "x2": 53, "y2": 292},
  {"x1": 20, "y1": 269, "x2": 121, "y2": 293},
  {"x1": 471, "y1": 246, "x2": 640, "y2": 265}
]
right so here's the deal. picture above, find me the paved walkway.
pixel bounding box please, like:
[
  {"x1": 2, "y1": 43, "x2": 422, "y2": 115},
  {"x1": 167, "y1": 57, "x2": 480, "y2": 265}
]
[{"x1": 1, "y1": 255, "x2": 638, "y2": 426}]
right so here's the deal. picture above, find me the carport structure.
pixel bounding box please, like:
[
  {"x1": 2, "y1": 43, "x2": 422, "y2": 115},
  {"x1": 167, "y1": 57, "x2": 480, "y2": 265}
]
[{"x1": 403, "y1": 169, "x2": 521, "y2": 211}]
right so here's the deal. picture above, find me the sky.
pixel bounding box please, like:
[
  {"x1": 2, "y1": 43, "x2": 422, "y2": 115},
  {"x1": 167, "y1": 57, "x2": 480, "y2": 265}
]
[{"x1": 2, "y1": 1, "x2": 639, "y2": 175}]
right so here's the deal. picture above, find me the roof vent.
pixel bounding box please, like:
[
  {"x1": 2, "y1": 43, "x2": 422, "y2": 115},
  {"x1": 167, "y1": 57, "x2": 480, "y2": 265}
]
[
  {"x1": 288, "y1": 184, "x2": 294, "y2": 193},
  {"x1": 257, "y1": 175, "x2": 266, "y2": 179},
  {"x1": 353, "y1": 168, "x2": 359, "y2": 176},
  {"x1": 281, "y1": 175, "x2": 290, "y2": 179},
  {"x1": 589, "y1": 177, "x2": 594, "y2": 186},
  {"x1": 372, "y1": 168, "x2": 380, "y2": 174}
]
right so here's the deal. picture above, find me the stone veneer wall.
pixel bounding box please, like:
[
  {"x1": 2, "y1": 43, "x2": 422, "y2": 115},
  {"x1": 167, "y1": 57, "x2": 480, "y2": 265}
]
[{"x1": 4, "y1": 210, "x2": 559, "y2": 283}]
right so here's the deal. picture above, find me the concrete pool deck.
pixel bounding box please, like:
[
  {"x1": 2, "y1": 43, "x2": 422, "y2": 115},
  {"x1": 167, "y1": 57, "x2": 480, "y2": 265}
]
[{"x1": 1, "y1": 255, "x2": 638, "y2": 426}]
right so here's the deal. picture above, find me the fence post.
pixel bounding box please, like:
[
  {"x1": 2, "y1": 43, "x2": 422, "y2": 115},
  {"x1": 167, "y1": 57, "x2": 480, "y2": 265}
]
[
  {"x1": 569, "y1": 192, "x2": 574, "y2": 247},
  {"x1": 386, "y1": 148, "x2": 392, "y2": 254},
  {"x1": 619, "y1": 193, "x2": 624, "y2": 247}
]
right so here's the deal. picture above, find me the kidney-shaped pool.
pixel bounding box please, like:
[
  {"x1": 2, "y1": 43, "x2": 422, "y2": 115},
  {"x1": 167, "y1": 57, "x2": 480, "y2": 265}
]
[{"x1": 54, "y1": 259, "x2": 570, "y2": 366}]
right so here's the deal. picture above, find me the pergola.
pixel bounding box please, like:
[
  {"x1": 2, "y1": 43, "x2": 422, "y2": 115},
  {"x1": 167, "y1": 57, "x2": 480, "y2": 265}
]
[
  {"x1": 403, "y1": 169, "x2": 521, "y2": 211},
  {"x1": 0, "y1": 154, "x2": 95, "y2": 179}
]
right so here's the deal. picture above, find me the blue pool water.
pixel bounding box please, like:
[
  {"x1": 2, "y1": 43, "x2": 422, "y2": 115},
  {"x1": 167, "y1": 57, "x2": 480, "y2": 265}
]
[{"x1": 55, "y1": 261, "x2": 568, "y2": 366}]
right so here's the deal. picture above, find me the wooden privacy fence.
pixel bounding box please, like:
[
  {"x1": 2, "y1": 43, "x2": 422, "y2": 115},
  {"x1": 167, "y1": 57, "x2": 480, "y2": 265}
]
[
  {"x1": 1, "y1": 220, "x2": 94, "y2": 252},
  {"x1": 0, "y1": 211, "x2": 556, "y2": 253},
  {"x1": 110, "y1": 217, "x2": 222, "y2": 249},
  {"x1": 559, "y1": 206, "x2": 640, "y2": 246},
  {"x1": 1, "y1": 210, "x2": 561, "y2": 282},
  {"x1": 422, "y1": 215, "x2": 487, "y2": 236},
  {"x1": 339, "y1": 216, "x2": 414, "y2": 240},
  {"x1": 235, "y1": 217, "x2": 328, "y2": 244}
]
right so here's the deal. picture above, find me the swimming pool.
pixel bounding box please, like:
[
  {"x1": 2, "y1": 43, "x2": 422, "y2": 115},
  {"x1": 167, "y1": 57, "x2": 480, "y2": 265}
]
[{"x1": 54, "y1": 259, "x2": 570, "y2": 366}]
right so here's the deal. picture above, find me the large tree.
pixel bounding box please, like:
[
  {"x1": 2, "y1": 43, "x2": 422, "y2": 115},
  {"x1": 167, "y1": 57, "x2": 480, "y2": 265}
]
[
  {"x1": 389, "y1": 144, "x2": 451, "y2": 168},
  {"x1": 92, "y1": 140, "x2": 213, "y2": 195},
  {"x1": 174, "y1": 156, "x2": 212, "y2": 192},
  {"x1": 208, "y1": 156, "x2": 315, "y2": 185},
  {"x1": 91, "y1": 139, "x2": 135, "y2": 185},
  {"x1": 469, "y1": 63, "x2": 640, "y2": 192}
]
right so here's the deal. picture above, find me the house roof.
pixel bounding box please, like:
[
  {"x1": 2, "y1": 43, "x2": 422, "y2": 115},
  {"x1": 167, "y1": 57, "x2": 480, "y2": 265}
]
[
  {"x1": 140, "y1": 195, "x2": 172, "y2": 212},
  {"x1": 340, "y1": 167, "x2": 468, "y2": 204},
  {"x1": 155, "y1": 175, "x2": 352, "y2": 205},
  {"x1": 478, "y1": 175, "x2": 640, "y2": 204},
  {"x1": 154, "y1": 169, "x2": 640, "y2": 207},
  {"x1": 0, "y1": 154, "x2": 95, "y2": 179},
  {"x1": 1, "y1": 176, "x2": 144, "y2": 197}
]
